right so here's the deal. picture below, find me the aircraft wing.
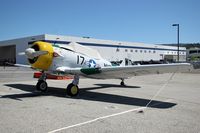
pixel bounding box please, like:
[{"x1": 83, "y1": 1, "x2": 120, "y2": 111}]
[
  {"x1": 6, "y1": 62, "x2": 31, "y2": 68},
  {"x1": 97, "y1": 63, "x2": 192, "y2": 79},
  {"x1": 56, "y1": 63, "x2": 193, "y2": 79},
  {"x1": 56, "y1": 67, "x2": 81, "y2": 74}
]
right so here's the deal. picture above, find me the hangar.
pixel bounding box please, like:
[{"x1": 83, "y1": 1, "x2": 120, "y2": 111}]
[
  {"x1": 0, "y1": 45, "x2": 16, "y2": 65},
  {"x1": 0, "y1": 34, "x2": 187, "y2": 65}
]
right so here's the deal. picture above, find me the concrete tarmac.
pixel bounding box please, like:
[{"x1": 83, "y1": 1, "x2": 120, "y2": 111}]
[{"x1": 0, "y1": 67, "x2": 200, "y2": 133}]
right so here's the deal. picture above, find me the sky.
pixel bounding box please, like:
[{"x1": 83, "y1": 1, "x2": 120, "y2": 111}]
[{"x1": 0, "y1": 0, "x2": 199, "y2": 44}]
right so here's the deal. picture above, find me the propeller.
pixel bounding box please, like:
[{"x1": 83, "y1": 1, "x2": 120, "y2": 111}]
[{"x1": 19, "y1": 48, "x2": 48, "y2": 59}]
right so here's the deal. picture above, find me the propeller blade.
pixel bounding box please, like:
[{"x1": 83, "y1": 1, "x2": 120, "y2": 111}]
[
  {"x1": 33, "y1": 51, "x2": 48, "y2": 57},
  {"x1": 24, "y1": 48, "x2": 48, "y2": 59},
  {"x1": 18, "y1": 52, "x2": 25, "y2": 55}
]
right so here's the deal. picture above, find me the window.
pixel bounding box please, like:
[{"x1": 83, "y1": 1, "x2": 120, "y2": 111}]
[
  {"x1": 149, "y1": 50, "x2": 151, "y2": 53},
  {"x1": 153, "y1": 51, "x2": 156, "y2": 53},
  {"x1": 189, "y1": 50, "x2": 197, "y2": 54},
  {"x1": 130, "y1": 49, "x2": 133, "y2": 52},
  {"x1": 125, "y1": 49, "x2": 128, "y2": 52},
  {"x1": 135, "y1": 50, "x2": 138, "y2": 52},
  {"x1": 140, "y1": 50, "x2": 143, "y2": 53},
  {"x1": 144, "y1": 50, "x2": 147, "y2": 53}
]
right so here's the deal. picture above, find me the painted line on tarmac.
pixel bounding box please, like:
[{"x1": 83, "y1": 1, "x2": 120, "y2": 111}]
[{"x1": 48, "y1": 107, "x2": 146, "y2": 133}]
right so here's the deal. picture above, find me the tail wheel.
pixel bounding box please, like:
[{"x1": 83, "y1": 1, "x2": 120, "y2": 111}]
[
  {"x1": 67, "y1": 83, "x2": 79, "y2": 97},
  {"x1": 36, "y1": 80, "x2": 48, "y2": 92},
  {"x1": 120, "y1": 81, "x2": 125, "y2": 86}
]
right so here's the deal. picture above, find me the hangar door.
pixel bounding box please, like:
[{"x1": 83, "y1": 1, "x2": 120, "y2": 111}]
[{"x1": 0, "y1": 45, "x2": 16, "y2": 65}]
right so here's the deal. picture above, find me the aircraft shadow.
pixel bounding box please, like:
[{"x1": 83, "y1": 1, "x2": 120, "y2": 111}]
[
  {"x1": 2, "y1": 83, "x2": 176, "y2": 109},
  {"x1": 82, "y1": 83, "x2": 141, "y2": 91}
]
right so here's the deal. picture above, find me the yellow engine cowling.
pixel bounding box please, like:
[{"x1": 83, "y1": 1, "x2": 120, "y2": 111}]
[{"x1": 28, "y1": 41, "x2": 54, "y2": 70}]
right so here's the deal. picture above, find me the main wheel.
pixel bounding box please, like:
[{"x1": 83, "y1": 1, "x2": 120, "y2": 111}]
[
  {"x1": 36, "y1": 80, "x2": 48, "y2": 92},
  {"x1": 66, "y1": 83, "x2": 79, "y2": 97}
]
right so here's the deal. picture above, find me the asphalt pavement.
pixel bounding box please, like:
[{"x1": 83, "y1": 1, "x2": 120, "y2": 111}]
[{"x1": 0, "y1": 67, "x2": 200, "y2": 133}]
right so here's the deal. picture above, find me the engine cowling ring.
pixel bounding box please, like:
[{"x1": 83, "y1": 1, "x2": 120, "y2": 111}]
[{"x1": 29, "y1": 41, "x2": 53, "y2": 70}]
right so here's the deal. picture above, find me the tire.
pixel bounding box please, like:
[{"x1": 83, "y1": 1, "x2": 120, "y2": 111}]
[
  {"x1": 36, "y1": 80, "x2": 48, "y2": 92},
  {"x1": 120, "y1": 81, "x2": 125, "y2": 86},
  {"x1": 67, "y1": 83, "x2": 79, "y2": 97}
]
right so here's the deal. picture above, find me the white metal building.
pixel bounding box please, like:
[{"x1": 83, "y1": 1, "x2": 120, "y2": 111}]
[
  {"x1": 0, "y1": 34, "x2": 187, "y2": 65},
  {"x1": 186, "y1": 47, "x2": 200, "y2": 61}
]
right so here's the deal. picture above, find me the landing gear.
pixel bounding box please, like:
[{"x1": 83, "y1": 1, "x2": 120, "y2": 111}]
[
  {"x1": 36, "y1": 72, "x2": 48, "y2": 92},
  {"x1": 36, "y1": 80, "x2": 48, "y2": 92},
  {"x1": 67, "y1": 83, "x2": 79, "y2": 97},
  {"x1": 120, "y1": 78, "x2": 125, "y2": 86},
  {"x1": 66, "y1": 75, "x2": 79, "y2": 97}
]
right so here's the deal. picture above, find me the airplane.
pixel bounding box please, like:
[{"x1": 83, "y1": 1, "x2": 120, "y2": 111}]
[{"x1": 15, "y1": 41, "x2": 193, "y2": 97}]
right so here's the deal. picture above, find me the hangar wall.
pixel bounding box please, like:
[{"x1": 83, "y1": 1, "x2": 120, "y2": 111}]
[
  {"x1": 0, "y1": 45, "x2": 16, "y2": 65},
  {"x1": 0, "y1": 34, "x2": 187, "y2": 65}
]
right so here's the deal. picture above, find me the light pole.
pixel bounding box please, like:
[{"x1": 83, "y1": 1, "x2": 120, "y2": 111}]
[{"x1": 172, "y1": 24, "x2": 180, "y2": 62}]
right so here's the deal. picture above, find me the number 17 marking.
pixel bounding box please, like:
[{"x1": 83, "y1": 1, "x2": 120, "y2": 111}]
[{"x1": 77, "y1": 55, "x2": 85, "y2": 65}]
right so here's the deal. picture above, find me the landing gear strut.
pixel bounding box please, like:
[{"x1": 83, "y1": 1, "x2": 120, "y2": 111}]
[
  {"x1": 36, "y1": 71, "x2": 48, "y2": 92},
  {"x1": 66, "y1": 75, "x2": 79, "y2": 97}
]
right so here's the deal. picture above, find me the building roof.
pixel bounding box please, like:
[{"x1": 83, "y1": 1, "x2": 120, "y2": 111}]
[{"x1": 0, "y1": 34, "x2": 186, "y2": 51}]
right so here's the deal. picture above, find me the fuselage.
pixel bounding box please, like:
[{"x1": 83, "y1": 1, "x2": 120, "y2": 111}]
[
  {"x1": 25, "y1": 41, "x2": 115, "y2": 79},
  {"x1": 49, "y1": 43, "x2": 112, "y2": 74}
]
